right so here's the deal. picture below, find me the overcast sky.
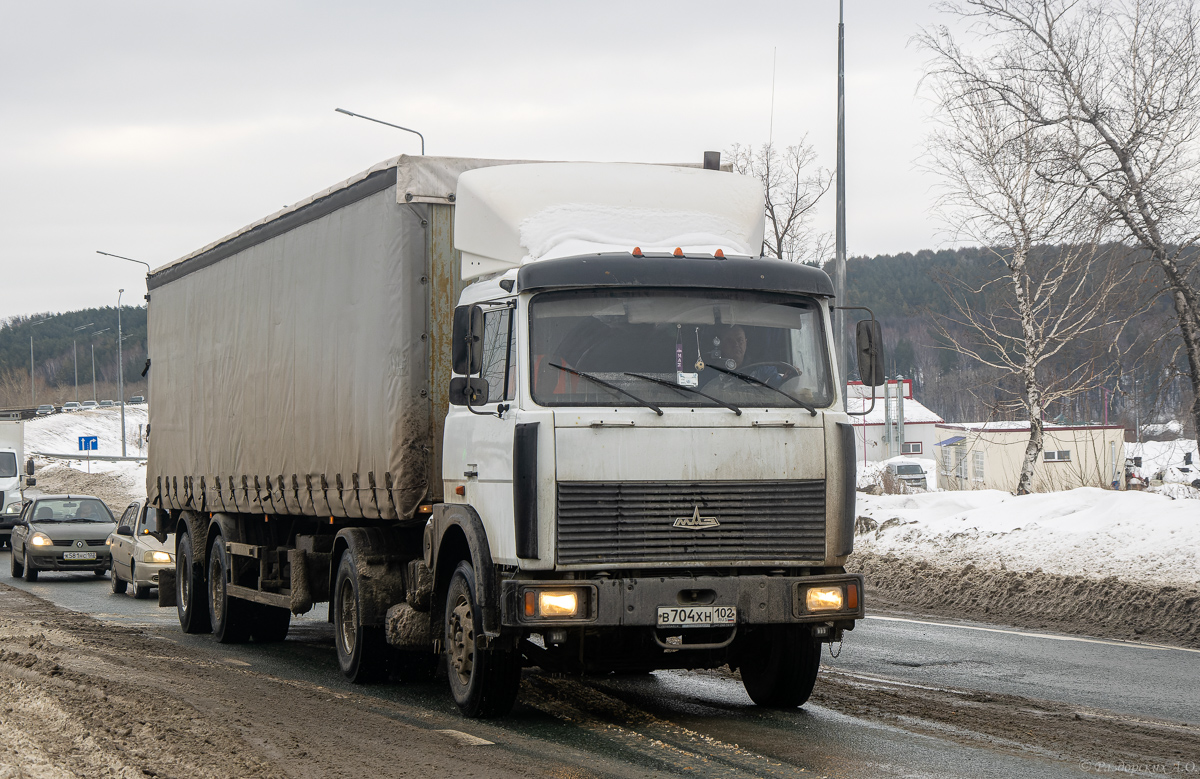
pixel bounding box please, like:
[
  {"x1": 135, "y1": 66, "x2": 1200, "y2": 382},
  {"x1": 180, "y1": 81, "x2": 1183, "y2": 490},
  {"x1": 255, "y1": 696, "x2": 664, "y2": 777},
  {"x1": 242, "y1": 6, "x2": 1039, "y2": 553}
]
[{"x1": 1, "y1": 0, "x2": 951, "y2": 320}]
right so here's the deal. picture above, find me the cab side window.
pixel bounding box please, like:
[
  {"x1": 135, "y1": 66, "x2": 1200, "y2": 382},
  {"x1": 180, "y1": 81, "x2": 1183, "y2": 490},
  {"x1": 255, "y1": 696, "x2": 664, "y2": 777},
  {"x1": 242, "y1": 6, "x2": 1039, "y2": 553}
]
[{"x1": 480, "y1": 307, "x2": 516, "y2": 403}]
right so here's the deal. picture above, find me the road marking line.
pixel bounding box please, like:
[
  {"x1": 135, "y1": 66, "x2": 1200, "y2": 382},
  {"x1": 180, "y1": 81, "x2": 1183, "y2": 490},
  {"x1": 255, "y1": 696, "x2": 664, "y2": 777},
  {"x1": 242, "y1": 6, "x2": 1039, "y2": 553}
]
[
  {"x1": 436, "y1": 729, "x2": 493, "y2": 746},
  {"x1": 865, "y1": 615, "x2": 1200, "y2": 654}
]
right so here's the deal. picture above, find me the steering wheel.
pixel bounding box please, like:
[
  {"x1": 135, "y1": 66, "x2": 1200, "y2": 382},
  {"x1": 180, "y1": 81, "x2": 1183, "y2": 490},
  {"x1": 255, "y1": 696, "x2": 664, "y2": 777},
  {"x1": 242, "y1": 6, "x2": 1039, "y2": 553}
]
[{"x1": 739, "y1": 361, "x2": 801, "y2": 384}]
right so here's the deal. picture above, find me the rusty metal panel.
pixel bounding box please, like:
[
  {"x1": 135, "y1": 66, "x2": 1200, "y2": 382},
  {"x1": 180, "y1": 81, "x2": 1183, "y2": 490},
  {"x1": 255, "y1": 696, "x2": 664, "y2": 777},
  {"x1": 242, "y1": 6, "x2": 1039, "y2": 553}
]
[{"x1": 427, "y1": 203, "x2": 465, "y2": 503}]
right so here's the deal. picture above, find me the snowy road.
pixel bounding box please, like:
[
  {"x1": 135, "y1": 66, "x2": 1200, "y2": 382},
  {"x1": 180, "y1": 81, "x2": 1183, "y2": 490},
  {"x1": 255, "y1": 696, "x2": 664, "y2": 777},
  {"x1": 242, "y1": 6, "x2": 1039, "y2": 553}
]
[{"x1": 4, "y1": 553, "x2": 1196, "y2": 778}]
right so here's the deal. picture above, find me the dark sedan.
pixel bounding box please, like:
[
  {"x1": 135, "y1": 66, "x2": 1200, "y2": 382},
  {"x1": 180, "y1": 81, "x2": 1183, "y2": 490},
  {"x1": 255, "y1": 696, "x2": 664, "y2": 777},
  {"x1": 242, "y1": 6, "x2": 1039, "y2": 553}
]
[{"x1": 9, "y1": 495, "x2": 116, "y2": 581}]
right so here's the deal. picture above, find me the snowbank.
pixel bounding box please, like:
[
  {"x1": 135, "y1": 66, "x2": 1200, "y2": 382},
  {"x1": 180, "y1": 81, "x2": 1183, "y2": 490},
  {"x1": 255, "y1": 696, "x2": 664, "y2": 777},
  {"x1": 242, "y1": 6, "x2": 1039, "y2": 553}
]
[
  {"x1": 24, "y1": 406, "x2": 148, "y2": 507},
  {"x1": 854, "y1": 487, "x2": 1200, "y2": 588}
]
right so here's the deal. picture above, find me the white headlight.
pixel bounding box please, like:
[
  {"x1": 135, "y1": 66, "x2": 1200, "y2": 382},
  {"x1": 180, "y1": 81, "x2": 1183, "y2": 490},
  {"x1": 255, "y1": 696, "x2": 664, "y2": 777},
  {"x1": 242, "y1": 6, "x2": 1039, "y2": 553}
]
[
  {"x1": 30, "y1": 532, "x2": 53, "y2": 547},
  {"x1": 146, "y1": 550, "x2": 172, "y2": 564}
]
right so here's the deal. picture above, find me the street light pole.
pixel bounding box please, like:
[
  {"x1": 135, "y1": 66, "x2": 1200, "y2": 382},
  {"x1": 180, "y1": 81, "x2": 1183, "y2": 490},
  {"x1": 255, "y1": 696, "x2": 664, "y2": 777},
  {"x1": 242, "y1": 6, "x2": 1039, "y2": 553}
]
[
  {"x1": 834, "y1": 0, "x2": 849, "y2": 397},
  {"x1": 29, "y1": 320, "x2": 45, "y2": 405},
  {"x1": 91, "y1": 328, "x2": 109, "y2": 404},
  {"x1": 118, "y1": 290, "x2": 126, "y2": 457},
  {"x1": 72, "y1": 323, "x2": 94, "y2": 403},
  {"x1": 96, "y1": 250, "x2": 151, "y2": 274},
  {"x1": 334, "y1": 108, "x2": 426, "y2": 154}
]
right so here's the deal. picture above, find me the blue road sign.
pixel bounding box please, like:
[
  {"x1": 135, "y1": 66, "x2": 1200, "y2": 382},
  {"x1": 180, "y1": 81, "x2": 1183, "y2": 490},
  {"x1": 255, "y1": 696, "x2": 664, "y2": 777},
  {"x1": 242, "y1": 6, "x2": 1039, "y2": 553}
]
[{"x1": 78, "y1": 436, "x2": 98, "y2": 452}]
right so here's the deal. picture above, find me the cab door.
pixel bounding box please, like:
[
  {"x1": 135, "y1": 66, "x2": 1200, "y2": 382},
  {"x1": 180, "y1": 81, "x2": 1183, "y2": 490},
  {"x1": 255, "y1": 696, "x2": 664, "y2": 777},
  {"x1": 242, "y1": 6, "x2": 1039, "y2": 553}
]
[{"x1": 443, "y1": 302, "x2": 520, "y2": 563}]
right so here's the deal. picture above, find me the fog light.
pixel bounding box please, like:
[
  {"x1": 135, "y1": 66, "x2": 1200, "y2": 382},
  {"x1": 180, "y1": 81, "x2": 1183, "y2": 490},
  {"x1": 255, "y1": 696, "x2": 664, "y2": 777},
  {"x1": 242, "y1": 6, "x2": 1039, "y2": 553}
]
[
  {"x1": 805, "y1": 586, "x2": 844, "y2": 612},
  {"x1": 538, "y1": 591, "x2": 579, "y2": 617}
]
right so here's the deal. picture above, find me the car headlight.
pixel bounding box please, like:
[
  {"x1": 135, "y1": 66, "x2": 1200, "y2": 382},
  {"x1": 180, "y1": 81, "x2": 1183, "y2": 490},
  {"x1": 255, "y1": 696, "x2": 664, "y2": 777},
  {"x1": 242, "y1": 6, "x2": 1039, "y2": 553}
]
[
  {"x1": 4, "y1": 503, "x2": 21, "y2": 515},
  {"x1": 29, "y1": 532, "x2": 53, "y2": 547},
  {"x1": 145, "y1": 550, "x2": 172, "y2": 564}
]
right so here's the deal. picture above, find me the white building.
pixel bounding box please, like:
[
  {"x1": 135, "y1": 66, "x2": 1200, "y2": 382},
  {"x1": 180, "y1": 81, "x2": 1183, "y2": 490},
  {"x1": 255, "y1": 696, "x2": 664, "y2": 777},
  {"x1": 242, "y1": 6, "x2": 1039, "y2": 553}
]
[
  {"x1": 846, "y1": 379, "x2": 944, "y2": 464},
  {"x1": 933, "y1": 422, "x2": 1126, "y2": 492}
]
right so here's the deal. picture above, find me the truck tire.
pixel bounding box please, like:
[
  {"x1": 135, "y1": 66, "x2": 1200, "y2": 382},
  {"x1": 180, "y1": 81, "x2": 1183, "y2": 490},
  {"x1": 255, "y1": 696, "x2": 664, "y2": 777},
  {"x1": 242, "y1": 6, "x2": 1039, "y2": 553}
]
[
  {"x1": 10, "y1": 549, "x2": 23, "y2": 578},
  {"x1": 738, "y1": 626, "x2": 821, "y2": 708},
  {"x1": 251, "y1": 604, "x2": 291, "y2": 643},
  {"x1": 333, "y1": 552, "x2": 387, "y2": 683},
  {"x1": 208, "y1": 535, "x2": 252, "y2": 643},
  {"x1": 110, "y1": 566, "x2": 127, "y2": 594},
  {"x1": 444, "y1": 561, "x2": 521, "y2": 718},
  {"x1": 176, "y1": 532, "x2": 211, "y2": 634},
  {"x1": 131, "y1": 563, "x2": 151, "y2": 599}
]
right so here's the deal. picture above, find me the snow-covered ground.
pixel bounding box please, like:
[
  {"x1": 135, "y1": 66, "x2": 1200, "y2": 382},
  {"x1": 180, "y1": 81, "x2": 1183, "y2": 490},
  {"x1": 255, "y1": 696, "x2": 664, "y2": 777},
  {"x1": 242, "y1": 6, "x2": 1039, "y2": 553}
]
[
  {"x1": 24, "y1": 406, "x2": 147, "y2": 504},
  {"x1": 856, "y1": 487, "x2": 1199, "y2": 588}
]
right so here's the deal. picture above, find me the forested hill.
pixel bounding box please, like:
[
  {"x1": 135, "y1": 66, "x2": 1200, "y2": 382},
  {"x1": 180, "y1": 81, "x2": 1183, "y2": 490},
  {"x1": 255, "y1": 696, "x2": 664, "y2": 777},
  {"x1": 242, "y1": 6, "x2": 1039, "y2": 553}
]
[
  {"x1": 0, "y1": 307, "x2": 146, "y2": 407},
  {"x1": 844, "y1": 246, "x2": 1185, "y2": 429}
]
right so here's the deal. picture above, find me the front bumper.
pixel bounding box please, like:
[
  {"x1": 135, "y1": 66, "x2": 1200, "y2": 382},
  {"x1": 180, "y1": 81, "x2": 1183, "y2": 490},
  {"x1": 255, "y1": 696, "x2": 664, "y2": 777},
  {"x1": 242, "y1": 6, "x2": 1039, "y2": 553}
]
[
  {"x1": 132, "y1": 561, "x2": 174, "y2": 587},
  {"x1": 500, "y1": 573, "x2": 864, "y2": 628},
  {"x1": 27, "y1": 547, "x2": 111, "y2": 572}
]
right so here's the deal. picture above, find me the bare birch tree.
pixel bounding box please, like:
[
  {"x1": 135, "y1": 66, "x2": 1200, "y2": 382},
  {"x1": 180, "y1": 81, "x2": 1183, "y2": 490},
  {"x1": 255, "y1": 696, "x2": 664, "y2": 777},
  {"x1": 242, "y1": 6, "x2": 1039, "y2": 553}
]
[
  {"x1": 922, "y1": 77, "x2": 1139, "y2": 493},
  {"x1": 924, "y1": 0, "x2": 1200, "y2": 456},
  {"x1": 727, "y1": 141, "x2": 833, "y2": 264}
]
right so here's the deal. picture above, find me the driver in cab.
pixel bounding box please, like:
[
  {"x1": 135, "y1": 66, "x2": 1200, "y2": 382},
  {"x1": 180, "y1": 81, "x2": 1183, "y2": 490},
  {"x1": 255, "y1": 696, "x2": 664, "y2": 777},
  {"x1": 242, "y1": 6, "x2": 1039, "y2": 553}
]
[{"x1": 710, "y1": 324, "x2": 795, "y2": 388}]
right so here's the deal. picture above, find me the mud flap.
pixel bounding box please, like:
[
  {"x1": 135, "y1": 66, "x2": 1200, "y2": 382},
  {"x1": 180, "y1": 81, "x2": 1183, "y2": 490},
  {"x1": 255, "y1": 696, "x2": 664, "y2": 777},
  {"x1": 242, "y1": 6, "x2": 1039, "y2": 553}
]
[{"x1": 158, "y1": 569, "x2": 178, "y2": 608}]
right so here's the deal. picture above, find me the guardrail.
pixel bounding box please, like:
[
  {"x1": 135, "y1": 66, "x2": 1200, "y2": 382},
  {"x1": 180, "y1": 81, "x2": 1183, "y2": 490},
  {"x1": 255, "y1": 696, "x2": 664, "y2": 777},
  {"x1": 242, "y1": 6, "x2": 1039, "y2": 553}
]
[{"x1": 31, "y1": 452, "x2": 147, "y2": 463}]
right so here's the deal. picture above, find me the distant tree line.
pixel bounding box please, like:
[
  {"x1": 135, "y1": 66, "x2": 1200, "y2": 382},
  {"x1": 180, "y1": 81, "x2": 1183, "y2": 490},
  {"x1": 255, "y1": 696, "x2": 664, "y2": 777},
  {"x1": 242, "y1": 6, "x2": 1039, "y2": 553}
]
[
  {"x1": 0, "y1": 306, "x2": 147, "y2": 407},
  {"x1": 845, "y1": 246, "x2": 1193, "y2": 437}
]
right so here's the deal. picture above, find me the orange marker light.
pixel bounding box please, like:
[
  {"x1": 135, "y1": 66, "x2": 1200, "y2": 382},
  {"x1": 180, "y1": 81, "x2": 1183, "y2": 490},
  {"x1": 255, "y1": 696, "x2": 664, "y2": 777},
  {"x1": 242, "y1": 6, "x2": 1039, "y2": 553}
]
[
  {"x1": 524, "y1": 591, "x2": 536, "y2": 617},
  {"x1": 847, "y1": 582, "x2": 859, "y2": 610},
  {"x1": 455, "y1": 485, "x2": 466, "y2": 496},
  {"x1": 714, "y1": 249, "x2": 725, "y2": 258},
  {"x1": 673, "y1": 247, "x2": 684, "y2": 257},
  {"x1": 632, "y1": 246, "x2": 643, "y2": 257}
]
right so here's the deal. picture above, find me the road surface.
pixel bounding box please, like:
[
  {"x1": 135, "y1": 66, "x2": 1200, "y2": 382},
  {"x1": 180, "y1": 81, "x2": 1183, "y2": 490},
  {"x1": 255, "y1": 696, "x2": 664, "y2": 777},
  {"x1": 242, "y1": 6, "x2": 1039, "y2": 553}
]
[{"x1": 2, "y1": 554, "x2": 1196, "y2": 778}]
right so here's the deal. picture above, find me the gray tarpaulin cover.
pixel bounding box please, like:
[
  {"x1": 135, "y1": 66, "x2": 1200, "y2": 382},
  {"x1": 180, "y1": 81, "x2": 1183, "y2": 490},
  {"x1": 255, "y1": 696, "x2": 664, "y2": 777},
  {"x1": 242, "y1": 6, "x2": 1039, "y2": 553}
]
[{"x1": 146, "y1": 157, "x2": 528, "y2": 521}]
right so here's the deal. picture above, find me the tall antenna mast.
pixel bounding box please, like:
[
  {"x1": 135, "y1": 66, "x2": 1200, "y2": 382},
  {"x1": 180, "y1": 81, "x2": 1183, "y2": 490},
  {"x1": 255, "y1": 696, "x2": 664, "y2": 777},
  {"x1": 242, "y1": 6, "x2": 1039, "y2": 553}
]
[
  {"x1": 769, "y1": 47, "x2": 777, "y2": 146},
  {"x1": 835, "y1": 0, "x2": 849, "y2": 395}
]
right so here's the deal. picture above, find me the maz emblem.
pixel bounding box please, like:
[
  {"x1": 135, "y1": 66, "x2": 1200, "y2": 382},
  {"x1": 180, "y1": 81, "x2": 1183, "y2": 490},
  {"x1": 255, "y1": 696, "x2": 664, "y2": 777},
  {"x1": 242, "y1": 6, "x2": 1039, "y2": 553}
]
[{"x1": 673, "y1": 505, "x2": 720, "y2": 529}]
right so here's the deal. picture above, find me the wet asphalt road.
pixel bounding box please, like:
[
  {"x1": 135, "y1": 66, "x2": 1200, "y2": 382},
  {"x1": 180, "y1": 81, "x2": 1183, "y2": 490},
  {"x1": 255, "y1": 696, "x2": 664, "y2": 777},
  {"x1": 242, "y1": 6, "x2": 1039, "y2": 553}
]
[{"x1": 3, "y1": 551, "x2": 1195, "y2": 778}]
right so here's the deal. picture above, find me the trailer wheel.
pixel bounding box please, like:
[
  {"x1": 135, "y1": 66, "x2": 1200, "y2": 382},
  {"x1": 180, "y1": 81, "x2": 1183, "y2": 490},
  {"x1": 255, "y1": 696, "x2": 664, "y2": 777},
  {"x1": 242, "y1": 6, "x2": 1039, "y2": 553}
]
[
  {"x1": 10, "y1": 548, "x2": 23, "y2": 578},
  {"x1": 738, "y1": 626, "x2": 821, "y2": 708},
  {"x1": 110, "y1": 566, "x2": 127, "y2": 594},
  {"x1": 444, "y1": 561, "x2": 521, "y2": 718},
  {"x1": 333, "y1": 552, "x2": 387, "y2": 683},
  {"x1": 251, "y1": 604, "x2": 291, "y2": 643},
  {"x1": 176, "y1": 532, "x2": 211, "y2": 634},
  {"x1": 208, "y1": 535, "x2": 251, "y2": 643}
]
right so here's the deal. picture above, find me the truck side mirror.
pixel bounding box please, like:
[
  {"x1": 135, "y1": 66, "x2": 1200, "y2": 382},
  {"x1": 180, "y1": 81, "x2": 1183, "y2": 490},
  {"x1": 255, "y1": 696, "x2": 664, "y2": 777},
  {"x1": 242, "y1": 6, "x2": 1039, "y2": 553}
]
[
  {"x1": 448, "y1": 377, "x2": 490, "y2": 406},
  {"x1": 855, "y1": 319, "x2": 885, "y2": 387},
  {"x1": 451, "y1": 305, "x2": 485, "y2": 375},
  {"x1": 25, "y1": 458, "x2": 34, "y2": 477}
]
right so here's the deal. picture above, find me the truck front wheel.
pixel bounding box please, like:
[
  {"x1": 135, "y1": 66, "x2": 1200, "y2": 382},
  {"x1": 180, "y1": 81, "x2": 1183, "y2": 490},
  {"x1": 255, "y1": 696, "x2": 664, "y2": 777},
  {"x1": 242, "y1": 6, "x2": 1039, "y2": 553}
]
[
  {"x1": 444, "y1": 561, "x2": 521, "y2": 718},
  {"x1": 738, "y1": 626, "x2": 822, "y2": 708},
  {"x1": 176, "y1": 532, "x2": 211, "y2": 634},
  {"x1": 333, "y1": 552, "x2": 387, "y2": 683}
]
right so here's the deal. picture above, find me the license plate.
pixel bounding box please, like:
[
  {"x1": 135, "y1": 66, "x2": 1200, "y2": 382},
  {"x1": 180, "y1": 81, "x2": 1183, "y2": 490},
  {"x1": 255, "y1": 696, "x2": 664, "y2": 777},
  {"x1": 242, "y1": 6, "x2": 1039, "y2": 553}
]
[
  {"x1": 657, "y1": 605, "x2": 737, "y2": 627},
  {"x1": 63, "y1": 551, "x2": 97, "y2": 560}
]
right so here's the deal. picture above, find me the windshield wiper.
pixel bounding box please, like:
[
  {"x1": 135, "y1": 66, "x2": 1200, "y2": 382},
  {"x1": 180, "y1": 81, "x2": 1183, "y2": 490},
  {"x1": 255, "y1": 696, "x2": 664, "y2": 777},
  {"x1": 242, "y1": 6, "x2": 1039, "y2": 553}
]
[
  {"x1": 623, "y1": 372, "x2": 741, "y2": 415},
  {"x1": 706, "y1": 364, "x2": 818, "y2": 417},
  {"x1": 550, "y1": 363, "x2": 663, "y2": 416}
]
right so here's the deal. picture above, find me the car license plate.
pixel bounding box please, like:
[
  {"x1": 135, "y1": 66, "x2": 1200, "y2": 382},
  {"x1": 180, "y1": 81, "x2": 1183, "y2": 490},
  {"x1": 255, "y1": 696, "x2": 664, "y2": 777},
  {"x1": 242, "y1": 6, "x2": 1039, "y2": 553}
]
[
  {"x1": 63, "y1": 551, "x2": 97, "y2": 560},
  {"x1": 656, "y1": 605, "x2": 737, "y2": 627}
]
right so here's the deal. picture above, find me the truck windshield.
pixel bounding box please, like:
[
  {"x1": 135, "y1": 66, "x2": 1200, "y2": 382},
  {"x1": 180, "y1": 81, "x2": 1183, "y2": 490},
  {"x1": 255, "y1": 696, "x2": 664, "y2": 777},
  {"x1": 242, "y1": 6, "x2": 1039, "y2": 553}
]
[
  {"x1": 0, "y1": 452, "x2": 14, "y2": 478},
  {"x1": 530, "y1": 289, "x2": 834, "y2": 409}
]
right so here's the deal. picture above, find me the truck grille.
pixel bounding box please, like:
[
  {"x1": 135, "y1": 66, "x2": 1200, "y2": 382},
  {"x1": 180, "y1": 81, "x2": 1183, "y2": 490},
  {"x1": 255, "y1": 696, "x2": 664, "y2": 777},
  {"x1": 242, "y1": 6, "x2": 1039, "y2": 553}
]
[{"x1": 556, "y1": 480, "x2": 826, "y2": 565}]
